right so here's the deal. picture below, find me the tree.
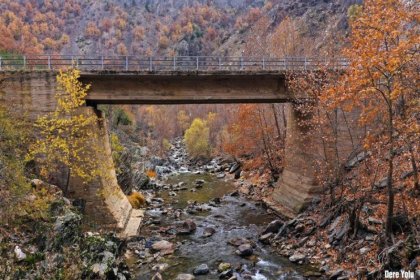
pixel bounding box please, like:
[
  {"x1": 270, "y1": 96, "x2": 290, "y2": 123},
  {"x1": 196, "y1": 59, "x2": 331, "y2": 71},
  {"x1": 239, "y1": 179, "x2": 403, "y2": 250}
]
[
  {"x1": 27, "y1": 69, "x2": 104, "y2": 194},
  {"x1": 330, "y1": 0, "x2": 419, "y2": 243},
  {"x1": 184, "y1": 118, "x2": 211, "y2": 158}
]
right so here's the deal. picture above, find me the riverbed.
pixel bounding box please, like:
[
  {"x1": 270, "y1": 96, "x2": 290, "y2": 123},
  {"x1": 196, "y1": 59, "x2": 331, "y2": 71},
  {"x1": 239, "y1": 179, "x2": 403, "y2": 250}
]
[{"x1": 132, "y1": 172, "x2": 316, "y2": 280}]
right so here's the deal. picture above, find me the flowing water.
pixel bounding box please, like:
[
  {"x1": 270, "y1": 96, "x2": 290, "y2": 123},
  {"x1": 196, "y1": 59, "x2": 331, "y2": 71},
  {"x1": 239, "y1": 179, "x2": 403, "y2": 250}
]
[{"x1": 135, "y1": 173, "x2": 315, "y2": 279}]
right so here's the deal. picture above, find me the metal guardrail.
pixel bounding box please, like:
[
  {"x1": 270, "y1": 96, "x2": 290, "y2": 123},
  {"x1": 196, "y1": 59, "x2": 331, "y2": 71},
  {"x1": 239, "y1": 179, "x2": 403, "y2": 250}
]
[{"x1": 0, "y1": 55, "x2": 349, "y2": 72}]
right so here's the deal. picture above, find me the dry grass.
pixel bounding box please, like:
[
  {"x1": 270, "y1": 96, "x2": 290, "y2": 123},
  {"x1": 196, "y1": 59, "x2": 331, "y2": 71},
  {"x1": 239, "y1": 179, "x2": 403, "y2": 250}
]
[{"x1": 127, "y1": 191, "x2": 146, "y2": 209}]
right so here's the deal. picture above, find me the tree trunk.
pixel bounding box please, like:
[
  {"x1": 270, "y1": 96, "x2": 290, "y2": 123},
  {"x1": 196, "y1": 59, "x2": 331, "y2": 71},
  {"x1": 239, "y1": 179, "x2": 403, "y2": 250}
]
[
  {"x1": 385, "y1": 107, "x2": 394, "y2": 244},
  {"x1": 407, "y1": 142, "x2": 419, "y2": 192},
  {"x1": 271, "y1": 104, "x2": 282, "y2": 139},
  {"x1": 65, "y1": 168, "x2": 71, "y2": 196}
]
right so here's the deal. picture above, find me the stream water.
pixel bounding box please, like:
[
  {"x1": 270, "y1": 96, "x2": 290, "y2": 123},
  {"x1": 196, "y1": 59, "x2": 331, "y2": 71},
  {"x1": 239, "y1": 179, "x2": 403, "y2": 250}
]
[{"x1": 134, "y1": 173, "x2": 314, "y2": 280}]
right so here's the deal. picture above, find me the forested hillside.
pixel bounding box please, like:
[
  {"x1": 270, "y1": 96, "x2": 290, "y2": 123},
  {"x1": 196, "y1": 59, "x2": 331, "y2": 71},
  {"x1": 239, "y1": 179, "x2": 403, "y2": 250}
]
[{"x1": 0, "y1": 0, "x2": 360, "y2": 56}]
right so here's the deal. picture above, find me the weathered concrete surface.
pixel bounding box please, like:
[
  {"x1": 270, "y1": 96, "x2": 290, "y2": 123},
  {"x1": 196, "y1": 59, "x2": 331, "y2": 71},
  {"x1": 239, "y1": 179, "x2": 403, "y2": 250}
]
[
  {"x1": 0, "y1": 72, "x2": 136, "y2": 232},
  {"x1": 79, "y1": 71, "x2": 301, "y2": 105}
]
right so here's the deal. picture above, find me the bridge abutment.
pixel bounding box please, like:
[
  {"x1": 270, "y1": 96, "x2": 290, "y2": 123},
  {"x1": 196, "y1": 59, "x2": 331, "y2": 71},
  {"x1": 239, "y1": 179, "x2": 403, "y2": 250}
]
[{"x1": 271, "y1": 103, "x2": 323, "y2": 216}]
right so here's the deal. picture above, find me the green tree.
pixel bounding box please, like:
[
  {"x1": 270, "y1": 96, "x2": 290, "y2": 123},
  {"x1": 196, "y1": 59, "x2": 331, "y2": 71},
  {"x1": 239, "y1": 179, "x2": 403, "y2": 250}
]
[
  {"x1": 27, "y1": 69, "x2": 105, "y2": 194},
  {"x1": 184, "y1": 118, "x2": 211, "y2": 158}
]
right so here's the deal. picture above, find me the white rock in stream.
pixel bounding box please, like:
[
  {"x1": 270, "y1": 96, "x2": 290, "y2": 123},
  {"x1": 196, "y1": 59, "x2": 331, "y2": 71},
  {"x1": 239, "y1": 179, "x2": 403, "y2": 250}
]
[{"x1": 14, "y1": 246, "x2": 26, "y2": 261}]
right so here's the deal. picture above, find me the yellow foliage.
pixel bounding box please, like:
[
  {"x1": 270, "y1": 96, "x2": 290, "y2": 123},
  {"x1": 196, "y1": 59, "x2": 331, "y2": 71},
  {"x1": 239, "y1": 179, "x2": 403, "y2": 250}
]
[
  {"x1": 27, "y1": 69, "x2": 106, "y2": 185},
  {"x1": 184, "y1": 118, "x2": 211, "y2": 158},
  {"x1": 127, "y1": 192, "x2": 146, "y2": 209},
  {"x1": 162, "y1": 138, "x2": 172, "y2": 151}
]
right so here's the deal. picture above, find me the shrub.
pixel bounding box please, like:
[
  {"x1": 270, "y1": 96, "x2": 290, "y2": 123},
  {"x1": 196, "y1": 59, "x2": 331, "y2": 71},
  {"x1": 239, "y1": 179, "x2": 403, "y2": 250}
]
[
  {"x1": 127, "y1": 192, "x2": 145, "y2": 209},
  {"x1": 146, "y1": 169, "x2": 157, "y2": 178},
  {"x1": 184, "y1": 118, "x2": 211, "y2": 158}
]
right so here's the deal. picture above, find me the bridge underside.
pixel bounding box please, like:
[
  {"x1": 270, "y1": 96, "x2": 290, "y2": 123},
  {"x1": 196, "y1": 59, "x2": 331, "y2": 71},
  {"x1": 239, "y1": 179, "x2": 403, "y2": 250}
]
[{"x1": 80, "y1": 72, "x2": 306, "y2": 105}]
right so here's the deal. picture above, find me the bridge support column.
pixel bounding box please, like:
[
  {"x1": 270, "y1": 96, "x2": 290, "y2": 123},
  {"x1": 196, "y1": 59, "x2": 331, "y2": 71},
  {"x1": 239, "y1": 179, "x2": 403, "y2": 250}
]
[
  {"x1": 271, "y1": 103, "x2": 323, "y2": 217},
  {"x1": 67, "y1": 107, "x2": 135, "y2": 232}
]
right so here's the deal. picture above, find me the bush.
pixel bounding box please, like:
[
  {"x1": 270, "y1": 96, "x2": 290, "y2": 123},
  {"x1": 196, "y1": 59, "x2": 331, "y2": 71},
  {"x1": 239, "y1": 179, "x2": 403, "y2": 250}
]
[
  {"x1": 127, "y1": 192, "x2": 145, "y2": 209},
  {"x1": 113, "y1": 108, "x2": 132, "y2": 126},
  {"x1": 184, "y1": 118, "x2": 211, "y2": 158}
]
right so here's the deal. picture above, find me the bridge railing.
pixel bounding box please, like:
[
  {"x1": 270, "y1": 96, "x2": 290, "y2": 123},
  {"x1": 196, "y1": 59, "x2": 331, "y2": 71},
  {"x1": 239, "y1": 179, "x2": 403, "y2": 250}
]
[{"x1": 0, "y1": 55, "x2": 349, "y2": 72}]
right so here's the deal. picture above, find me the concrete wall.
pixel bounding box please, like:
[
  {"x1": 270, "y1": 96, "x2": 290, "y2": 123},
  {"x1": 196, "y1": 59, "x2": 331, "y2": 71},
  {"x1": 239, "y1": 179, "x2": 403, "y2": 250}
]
[{"x1": 0, "y1": 72, "x2": 132, "y2": 231}]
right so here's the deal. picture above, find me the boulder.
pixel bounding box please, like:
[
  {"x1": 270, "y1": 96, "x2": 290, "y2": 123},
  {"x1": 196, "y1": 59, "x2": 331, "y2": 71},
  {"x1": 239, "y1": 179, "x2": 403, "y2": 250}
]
[
  {"x1": 218, "y1": 262, "x2": 232, "y2": 272},
  {"x1": 152, "y1": 240, "x2": 174, "y2": 255},
  {"x1": 258, "y1": 232, "x2": 273, "y2": 244},
  {"x1": 175, "y1": 274, "x2": 195, "y2": 280},
  {"x1": 289, "y1": 253, "x2": 306, "y2": 263},
  {"x1": 262, "y1": 220, "x2": 284, "y2": 234},
  {"x1": 219, "y1": 269, "x2": 233, "y2": 279},
  {"x1": 177, "y1": 219, "x2": 197, "y2": 235},
  {"x1": 229, "y1": 162, "x2": 241, "y2": 174},
  {"x1": 151, "y1": 272, "x2": 163, "y2": 280},
  {"x1": 193, "y1": 264, "x2": 209, "y2": 275},
  {"x1": 228, "y1": 237, "x2": 249, "y2": 247},
  {"x1": 14, "y1": 246, "x2": 26, "y2": 261},
  {"x1": 203, "y1": 227, "x2": 216, "y2": 238},
  {"x1": 236, "y1": 244, "x2": 253, "y2": 257}
]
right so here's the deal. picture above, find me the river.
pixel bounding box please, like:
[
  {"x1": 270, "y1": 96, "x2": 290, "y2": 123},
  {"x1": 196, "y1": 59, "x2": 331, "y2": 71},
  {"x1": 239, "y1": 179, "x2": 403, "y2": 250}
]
[{"x1": 131, "y1": 172, "x2": 316, "y2": 280}]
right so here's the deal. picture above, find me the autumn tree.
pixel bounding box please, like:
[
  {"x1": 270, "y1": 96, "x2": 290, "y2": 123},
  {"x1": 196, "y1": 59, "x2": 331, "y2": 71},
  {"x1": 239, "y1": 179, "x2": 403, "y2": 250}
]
[
  {"x1": 330, "y1": 0, "x2": 419, "y2": 242},
  {"x1": 27, "y1": 69, "x2": 104, "y2": 194},
  {"x1": 184, "y1": 118, "x2": 211, "y2": 158}
]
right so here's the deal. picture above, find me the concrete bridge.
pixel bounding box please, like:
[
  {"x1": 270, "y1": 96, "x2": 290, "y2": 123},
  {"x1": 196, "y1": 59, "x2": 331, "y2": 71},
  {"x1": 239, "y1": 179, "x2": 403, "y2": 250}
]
[{"x1": 0, "y1": 55, "x2": 349, "y2": 235}]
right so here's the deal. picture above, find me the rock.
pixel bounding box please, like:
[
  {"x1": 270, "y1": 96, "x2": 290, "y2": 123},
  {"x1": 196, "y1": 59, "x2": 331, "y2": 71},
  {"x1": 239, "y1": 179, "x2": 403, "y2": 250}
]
[
  {"x1": 14, "y1": 246, "x2": 26, "y2": 261},
  {"x1": 320, "y1": 265, "x2": 329, "y2": 273},
  {"x1": 367, "y1": 217, "x2": 382, "y2": 224},
  {"x1": 91, "y1": 263, "x2": 108, "y2": 276},
  {"x1": 169, "y1": 191, "x2": 177, "y2": 197},
  {"x1": 230, "y1": 190, "x2": 239, "y2": 197},
  {"x1": 228, "y1": 237, "x2": 249, "y2": 247},
  {"x1": 152, "y1": 263, "x2": 169, "y2": 272},
  {"x1": 54, "y1": 211, "x2": 82, "y2": 245},
  {"x1": 217, "y1": 173, "x2": 226, "y2": 179},
  {"x1": 132, "y1": 171, "x2": 150, "y2": 190},
  {"x1": 203, "y1": 227, "x2": 216, "y2": 238},
  {"x1": 175, "y1": 273, "x2": 195, "y2": 280},
  {"x1": 152, "y1": 240, "x2": 174, "y2": 255},
  {"x1": 218, "y1": 262, "x2": 232, "y2": 272},
  {"x1": 375, "y1": 177, "x2": 388, "y2": 189},
  {"x1": 329, "y1": 269, "x2": 344, "y2": 280},
  {"x1": 177, "y1": 219, "x2": 197, "y2": 234},
  {"x1": 289, "y1": 253, "x2": 306, "y2": 263},
  {"x1": 195, "y1": 179, "x2": 205, "y2": 185},
  {"x1": 345, "y1": 151, "x2": 369, "y2": 169},
  {"x1": 229, "y1": 162, "x2": 241, "y2": 174},
  {"x1": 193, "y1": 264, "x2": 209, "y2": 275},
  {"x1": 219, "y1": 269, "x2": 233, "y2": 279},
  {"x1": 151, "y1": 272, "x2": 163, "y2": 280},
  {"x1": 262, "y1": 220, "x2": 284, "y2": 234},
  {"x1": 360, "y1": 247, "x2": 370, "y2": 254},
  {"x1": 236, "y1": 244, "x2": 253, "y2": 257},
  {"x1": 304, "y1": 271, "x2": 322, "y2": 277},
  {"x1": 258, "y1": 232, "x2": 273, "y2": 244},
  {"x1": 30, "y1": 179, "x2": 45, "y2": 189},
  {"x1": 234, "y1": 169, "x2": 241, "y2": 179}
]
